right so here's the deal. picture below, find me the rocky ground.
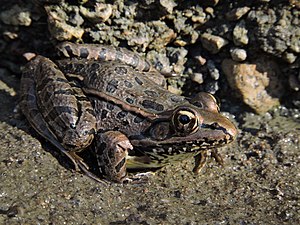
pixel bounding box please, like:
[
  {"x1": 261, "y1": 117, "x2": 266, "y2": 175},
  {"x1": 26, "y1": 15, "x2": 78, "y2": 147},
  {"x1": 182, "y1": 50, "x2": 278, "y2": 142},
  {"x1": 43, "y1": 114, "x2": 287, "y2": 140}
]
[{"x1": 0, "y1": 0, "x2": 299, "y2": 224}]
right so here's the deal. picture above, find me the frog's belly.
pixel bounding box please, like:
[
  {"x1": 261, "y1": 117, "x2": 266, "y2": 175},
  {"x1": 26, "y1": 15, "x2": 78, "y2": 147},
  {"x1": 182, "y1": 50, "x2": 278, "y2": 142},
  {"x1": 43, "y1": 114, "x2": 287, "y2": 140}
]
[{"x1": 126, "y1": 151, "x2": 198, "y2": 169}]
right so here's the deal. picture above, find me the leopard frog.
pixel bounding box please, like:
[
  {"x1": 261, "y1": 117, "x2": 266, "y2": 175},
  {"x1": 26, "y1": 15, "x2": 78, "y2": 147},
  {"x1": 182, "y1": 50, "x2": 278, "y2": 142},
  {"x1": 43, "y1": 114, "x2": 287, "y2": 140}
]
[{"x1": 20, "y1": 42, "x2": 237, "y2": 183}]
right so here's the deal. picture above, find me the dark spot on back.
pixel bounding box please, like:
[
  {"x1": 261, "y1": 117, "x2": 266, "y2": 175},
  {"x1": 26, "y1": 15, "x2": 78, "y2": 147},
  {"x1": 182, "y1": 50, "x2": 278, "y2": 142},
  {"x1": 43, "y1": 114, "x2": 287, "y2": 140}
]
[
  {"x1": 135, "y1": 77, "x2": 143, "y2": 85},
  {"x1": 115, "y1": 66, "x2": 127, "y2": 75},
  {"x1": 80, "y1": 48, "x2": 89, "y2": 58},
  {"x1": 134, "y1": 116, "x2": 144, "y2": 123},
  {"x1": 91, "y1": 62, "x2": 100, "y2": 70},
  {"x1": 141, "y1": 100, "x2": 164, "y2": 111},
  {"x1": 101, "y1": 109, "x2": 108, "y2": 119},
  {"x1": 170, "y1": 95, "x2": 183, "y2": 103},
  {"x1": 74, "y1": 63, "x2": 85, "y2": 73},
  {"x1": 144, "y1": 90, "x2": 159, "y2": 98},
  {"x1": 64, "y1": 45, "x2": 75, "y2": 57},
  {"x1": 106, "y1": 84, "x2": 116, "y2": 93},
  {"x1": 106, "y1": 102, "x2": 115, "y2": 110},
  {"x1": 117, "y1": 111, "x2": 128, "y2": 119},
  {"x1": 126, "y1": 98, "x2": 134, "y2": 104},
  {"x1": 106, "y1": 79, "x2": 118, "y2": 93},
  {"x1": 124, "y1": 80, "x2": 133, "y2": 88}
]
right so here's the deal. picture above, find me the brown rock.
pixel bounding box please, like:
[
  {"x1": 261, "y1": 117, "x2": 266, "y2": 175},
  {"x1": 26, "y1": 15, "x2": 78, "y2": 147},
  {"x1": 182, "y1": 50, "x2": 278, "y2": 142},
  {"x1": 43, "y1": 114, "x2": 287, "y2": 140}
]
[
  {"x1": 222, "y1": 58, "x2": 284, "y2": 114},
  {"x1": 200, "y1": 33, "x2": 228, "y2": 54}
]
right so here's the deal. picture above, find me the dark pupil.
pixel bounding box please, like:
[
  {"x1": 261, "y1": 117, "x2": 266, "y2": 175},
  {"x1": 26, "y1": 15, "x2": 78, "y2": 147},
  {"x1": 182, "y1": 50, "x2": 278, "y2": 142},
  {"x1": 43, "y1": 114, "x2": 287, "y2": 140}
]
[{"x1": 178, "y1": 115, "x2": 190, "y2": 124}]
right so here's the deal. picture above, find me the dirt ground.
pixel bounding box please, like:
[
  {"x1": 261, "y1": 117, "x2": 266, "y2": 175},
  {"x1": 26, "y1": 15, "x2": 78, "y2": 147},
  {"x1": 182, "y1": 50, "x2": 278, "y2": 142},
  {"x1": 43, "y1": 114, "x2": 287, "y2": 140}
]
[{"x1": 0, "y1": 0, "x2": 299, "y2": 224}]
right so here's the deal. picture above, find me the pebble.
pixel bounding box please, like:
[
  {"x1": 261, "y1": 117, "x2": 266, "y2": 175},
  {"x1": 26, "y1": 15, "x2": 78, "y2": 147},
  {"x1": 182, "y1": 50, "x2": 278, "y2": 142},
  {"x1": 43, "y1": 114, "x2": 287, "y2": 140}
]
[
  {"x1": 230, "y1": 48, "x2": 247, "y2": 61},
  {"x1": 200, "y1": 33, "x2": 228, "y2": 54},
  {"x1": 79, "y1": 3, "x2": 113, "y2": 23},
  {"x1": 226, "y1": 7, "x2": 251, "y2": 21},
  {"x1": 190, "y1": 72, "x2": 204, "y2": 84},
  {"x1": 233, "y1": 20, "x2": 249, "y2": 46},
  {"x1": 207, "y1": 60, "x2": 220, "y2": 80}
]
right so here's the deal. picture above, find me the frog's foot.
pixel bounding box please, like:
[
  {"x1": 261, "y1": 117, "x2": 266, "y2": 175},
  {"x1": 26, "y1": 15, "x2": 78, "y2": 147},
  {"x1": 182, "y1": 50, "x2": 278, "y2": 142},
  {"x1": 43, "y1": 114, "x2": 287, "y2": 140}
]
[
  {"x1": 65, "y1": 151, "x2": 106, "y2": 184},
  {"x1": 193, "y1": 149, "x2": 224, "y2": 174},
  {"x1": 123, "y1": 172, "x2": 155, "y2": 184},
  {"x1": 193, "y1": 150, "x2": 208, "y2": 174},
  {"x1": 95, "y1": 131, "x2": 133, "y2": 183},
  {"x1": 211, "y1": 149, "x2": 224, "y2": 166}
]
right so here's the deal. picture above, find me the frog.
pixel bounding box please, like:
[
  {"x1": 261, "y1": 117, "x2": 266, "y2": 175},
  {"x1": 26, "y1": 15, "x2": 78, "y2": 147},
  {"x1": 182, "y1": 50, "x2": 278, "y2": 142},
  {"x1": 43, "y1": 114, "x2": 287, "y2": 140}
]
[{"x1": 20, "y1": 42, "x2": 238, "y2": 183}]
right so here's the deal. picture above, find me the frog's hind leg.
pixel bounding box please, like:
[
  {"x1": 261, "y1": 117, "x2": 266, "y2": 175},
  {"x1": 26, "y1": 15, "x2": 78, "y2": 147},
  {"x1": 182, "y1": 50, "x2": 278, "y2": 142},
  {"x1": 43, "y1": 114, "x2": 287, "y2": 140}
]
[
  {"x1": 20, "y1": 60, "x2": 91, "y2": 175},
  {"x1": 57, "y1": 42, "x2": 153, "y2": 73}
]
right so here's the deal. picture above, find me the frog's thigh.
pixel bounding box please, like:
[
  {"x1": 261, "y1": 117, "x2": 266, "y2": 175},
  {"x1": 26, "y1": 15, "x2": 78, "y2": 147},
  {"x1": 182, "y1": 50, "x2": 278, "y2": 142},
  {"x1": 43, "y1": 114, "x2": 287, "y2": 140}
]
[{"x1": 95, "y1": 131, "x2": 133, "y2": 183}]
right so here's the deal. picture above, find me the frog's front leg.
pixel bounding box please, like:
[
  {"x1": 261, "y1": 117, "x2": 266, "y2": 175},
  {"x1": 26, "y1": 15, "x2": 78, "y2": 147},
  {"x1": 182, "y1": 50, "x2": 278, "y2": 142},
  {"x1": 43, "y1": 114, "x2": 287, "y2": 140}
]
[
  {"x1": 95, "y1": 131, "x2": 133, "y2": 183},
  {"x1": 193, "y1": 149, "x2": 224, "y2": 174}
]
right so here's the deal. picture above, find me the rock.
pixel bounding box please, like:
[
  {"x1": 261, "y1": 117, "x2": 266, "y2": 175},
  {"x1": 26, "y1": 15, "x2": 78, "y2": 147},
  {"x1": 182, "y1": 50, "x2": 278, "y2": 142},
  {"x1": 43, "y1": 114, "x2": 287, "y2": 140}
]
[
  {"x1": 0, "y1": 5, "x2": 31, "y2": 26},
  {"x1": 45, "y1": 6, "x2": 84, "y2": 41},
  {"x1": 283, "y1": 52, "x2": 297, "y2": 64},
  {"x1": 160, "y1": 0, "x2": 177, "y2": 14},
  {"x1": 200, "y1": 33, "x2": 228, "y2": 54},
  {"x1": 190, "y1": 72, "x2": 204, "y2": 84},
  {"x1": 167, "y1": 47, "x2": 188, "y2": 74},
  {"x1": 222, "y1": 58, "x2": 284, "y2": 114},
  {"x1": 207, "y1": 60, "x2": 220, "y2": 80},
  {"x1": 226, "y1": 7, "x2": 251, "y2": 21},
  {"x1": 230, "y1": 48, "x2": 247, "y2": 61},
  {"x1": 233, "y1": 20, "x2": 249, "y2": 46}
]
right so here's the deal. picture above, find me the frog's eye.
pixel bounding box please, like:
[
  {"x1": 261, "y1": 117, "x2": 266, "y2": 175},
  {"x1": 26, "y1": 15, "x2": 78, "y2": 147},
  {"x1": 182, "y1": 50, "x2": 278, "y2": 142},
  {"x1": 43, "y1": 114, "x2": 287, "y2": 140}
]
[{"x1": 172, "y1": 109, "x2": 199, "y2": 134}]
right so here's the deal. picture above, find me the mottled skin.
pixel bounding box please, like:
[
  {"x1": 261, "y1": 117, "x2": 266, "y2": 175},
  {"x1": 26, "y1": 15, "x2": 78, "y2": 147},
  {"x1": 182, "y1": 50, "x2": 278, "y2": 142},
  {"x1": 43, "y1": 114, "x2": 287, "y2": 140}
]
[{"x1": 20, "y1": 42, "x2": 238, "y2": 183}]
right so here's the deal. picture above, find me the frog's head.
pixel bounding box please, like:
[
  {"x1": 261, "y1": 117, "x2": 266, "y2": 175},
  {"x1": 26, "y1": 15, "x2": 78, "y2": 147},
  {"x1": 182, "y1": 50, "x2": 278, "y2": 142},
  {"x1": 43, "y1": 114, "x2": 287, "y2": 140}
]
[{"x1": 130, "y1": 93, "x2": 237, "y2": 159}]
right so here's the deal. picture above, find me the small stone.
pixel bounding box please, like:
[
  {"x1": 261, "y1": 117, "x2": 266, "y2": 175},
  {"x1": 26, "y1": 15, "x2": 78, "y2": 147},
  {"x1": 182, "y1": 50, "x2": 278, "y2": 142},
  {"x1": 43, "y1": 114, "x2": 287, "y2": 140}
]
[
  {"x1": 205, "y1": 7, "x2": 214, "y2": 16},
  {"x1": 190, "y1": 72, "x2": 204, "y2": 84},
  {"x1": 168, "y1": 85, "x2": 182, "y2": 95},
  {"x1": 80, "y1": 3, "x2": 113, "y2": 23},
  {"x1": 3, "y1": 31, "x2": 18, "y2": 40},
  {"x1": 226, "y1": 7, "x2": 251, "y2": 21},
  {"x1": 23, "y1": 52, "x2": 36, "y2": 61},
  {"x1": 194, "y1": 55, "x2": 207, "y2": 66},
  {"x1": 204, "y1": 81, "x2": 219, "y2": 94},
  {"x1": 174, "y1": 39, "x2": 188, "y2": 47},
  {"x1": 200, "y1": 33, "x2": 228, "y2": 54},
  {"x1": 283, "y1": 52, "x2": 297, "y2": 63},
  {"x1": 230, "y1": 48, "x2": 247, "y2": 61},
  {"x1": 233, "y1": 20, "x2": 249, "y2": 46},
  {"x1": 222, "y1": 58, "x2": 284, "y2": 114},
  {"x1": 207, "y1": 60, "x2": 219, "y2": 80},
  {"x1": 160, "y1": 0, "x2": 177, "y2": 14}
]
